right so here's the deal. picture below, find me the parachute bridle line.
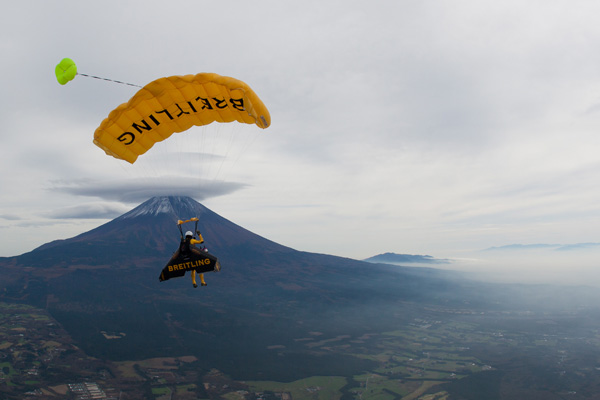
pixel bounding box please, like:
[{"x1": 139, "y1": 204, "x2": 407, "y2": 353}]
[{"x1": 77, "y1": 73, "x2": 142, "y2": 88}]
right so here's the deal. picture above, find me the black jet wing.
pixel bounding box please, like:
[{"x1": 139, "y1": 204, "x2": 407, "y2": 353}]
[{"x1": 159, "y1": 249, "x2": 220, "y2": 282}]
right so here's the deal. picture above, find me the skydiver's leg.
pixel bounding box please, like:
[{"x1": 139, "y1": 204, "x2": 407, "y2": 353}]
[
  {"x1": 200, "y1": 273, "x2": 207, "y2": 286},
  {"x1": 191, "y1": 270, "x2": 198, "y2": 288}
]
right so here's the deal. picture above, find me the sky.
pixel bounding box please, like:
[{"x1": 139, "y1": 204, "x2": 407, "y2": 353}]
[{"x1": 2, "y1": 0, "x2": 600, "y2": 285}]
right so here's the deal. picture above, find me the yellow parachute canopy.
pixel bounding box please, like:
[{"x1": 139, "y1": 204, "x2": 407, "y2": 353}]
[{"x1": 93, "y1": 73, "x2": 271, "y2": 163}]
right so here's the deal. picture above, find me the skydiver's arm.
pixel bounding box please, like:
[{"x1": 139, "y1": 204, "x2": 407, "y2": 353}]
[{"x1": 191, "y1": 230, "x2": 204, "y2": 244}]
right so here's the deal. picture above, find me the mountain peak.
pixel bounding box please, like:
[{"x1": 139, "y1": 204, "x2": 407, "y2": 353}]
[{"x1": 118, "y1": 196, "x2": 208, "y2": 220}]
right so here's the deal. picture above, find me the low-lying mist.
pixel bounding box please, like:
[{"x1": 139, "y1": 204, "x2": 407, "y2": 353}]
[{"x1": 432, "y1": 246, "x2": 600, "y2": 288}]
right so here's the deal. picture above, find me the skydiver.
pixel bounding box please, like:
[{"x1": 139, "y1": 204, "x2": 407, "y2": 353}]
[{"x1": 180, "y1": 230, "x2": 208, "y2": 288}]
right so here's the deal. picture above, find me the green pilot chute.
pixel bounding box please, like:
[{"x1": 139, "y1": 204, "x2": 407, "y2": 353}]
[{"x1": 55, "y1": 58, "x2": 77, "y2": 85}]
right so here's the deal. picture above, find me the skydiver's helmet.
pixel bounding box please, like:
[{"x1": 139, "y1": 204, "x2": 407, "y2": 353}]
[{"x1": 185, "y1": 231, "x2": 194, "y2": 238}]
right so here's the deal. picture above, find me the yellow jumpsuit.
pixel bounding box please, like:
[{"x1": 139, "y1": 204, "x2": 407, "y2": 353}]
[{"x1": 189, "y1": 235, "x2": 206, "y2": 287}]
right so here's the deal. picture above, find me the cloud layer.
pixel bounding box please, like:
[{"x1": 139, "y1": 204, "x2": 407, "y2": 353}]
[{"x1": 50, "y1": 177, "x2": 247, "y2": 204}]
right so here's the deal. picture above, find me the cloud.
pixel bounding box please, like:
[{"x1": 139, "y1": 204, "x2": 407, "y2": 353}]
[
  {"x1": 41, "y1": 203, "x2": 130, "y2": 220},
  {"x1": 0, "y1": 214, "x2": 21, "y2": 221},
  {"x1": 49, "y1": 176, "x2": 247, "y2": 203}
]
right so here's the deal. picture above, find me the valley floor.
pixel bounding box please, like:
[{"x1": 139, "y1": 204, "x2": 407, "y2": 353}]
[{"x1": 2, "y1": 301, "x2": 600, "y2": 399}]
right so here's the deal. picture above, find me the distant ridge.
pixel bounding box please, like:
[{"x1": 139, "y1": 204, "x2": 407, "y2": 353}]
[
  {"x1": 364, "y1": 252, "x2": 451, "y2": 264},
  {"x1": 484, "y1": 243, "x2": 600, "y2": 251}
]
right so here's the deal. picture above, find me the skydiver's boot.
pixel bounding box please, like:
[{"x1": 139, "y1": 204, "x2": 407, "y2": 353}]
[
  {"x1": 200, "y1": 274, "x2": 207, "y2": 287},
  {"x1": 193, "y1": 284, "x2": 198, "y2": 288}
]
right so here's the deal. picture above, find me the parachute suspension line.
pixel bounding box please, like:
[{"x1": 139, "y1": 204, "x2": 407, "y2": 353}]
[
  {"x1": 197, "y1": 123, "x2": 231, "y2": 187},
  {"x1": 211, "y1": 123, "x2": 242, "y2": 182},
  {"x1": 195, "y1": 126, "x2": 210, "y2": 183},
  {"x1": 204, "y1": 123, "x2": 262, "y2": 191},
  {"x1": 76, "y1": 73, "x2": 142, "y2": 88},
  {"x1": 208, "y1": 124, "x2": 230, "y2": 182},
  {"x1": 189, "y1": 124, "x2": 218, "y2": 188},
  {"x1": 229, "y1": 124, "x2": 262, "y2": 167}
]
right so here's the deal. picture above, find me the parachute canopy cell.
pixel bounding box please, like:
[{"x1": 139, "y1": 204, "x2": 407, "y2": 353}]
[
  {"x1": 55, "y1": 58, "x2": 77, "y2": 85},
  {"x1": 93, "y1": 73, "x2": 271, "y2": 164}
]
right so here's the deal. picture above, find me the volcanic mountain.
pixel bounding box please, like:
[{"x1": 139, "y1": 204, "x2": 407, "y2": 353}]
[
  {"x1": 0, "y1": 196, "x2": 502, "y2": 379},
  {"x1": 6, "y1": 196, "x2": 448, "y2": 291}
]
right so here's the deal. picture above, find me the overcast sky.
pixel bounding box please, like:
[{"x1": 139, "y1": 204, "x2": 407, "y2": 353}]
[{"x1": 2, "y1": 1, "x2": 600, "y2": 285}]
